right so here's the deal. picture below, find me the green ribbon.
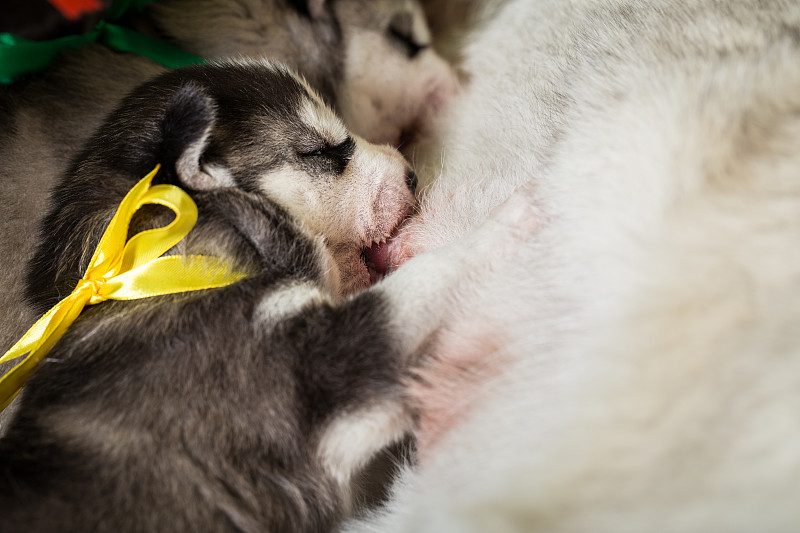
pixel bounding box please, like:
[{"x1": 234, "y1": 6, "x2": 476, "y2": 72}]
[{"x1": 0, "y1": 0, "x2": 204, "y2": 84}]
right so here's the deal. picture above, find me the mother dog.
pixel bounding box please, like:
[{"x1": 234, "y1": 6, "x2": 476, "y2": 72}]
[{"x1": 348, "y1": 1, "x2": 800, "y2": 531}]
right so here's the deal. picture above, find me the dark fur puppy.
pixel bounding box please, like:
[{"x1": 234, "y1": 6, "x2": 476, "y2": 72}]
[
  {"x1": 0, "y1": 0, "x2": 457, "y2": 428},
  {"x1": 0, "y1": 60, "x2": 498, "y2": 532}
]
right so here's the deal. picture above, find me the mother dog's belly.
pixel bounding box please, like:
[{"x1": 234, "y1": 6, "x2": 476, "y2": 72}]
[{"x1": 348, "y1": 0, "x2": 800, "y2": 531}]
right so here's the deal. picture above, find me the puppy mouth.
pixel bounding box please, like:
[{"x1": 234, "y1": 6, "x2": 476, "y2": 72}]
[
  {"x1": 361, "y1": 216, "x2": 408, "y2": 285},
  {"x1": 363, "y1": 239, "x2": 389, "y2": 285}
]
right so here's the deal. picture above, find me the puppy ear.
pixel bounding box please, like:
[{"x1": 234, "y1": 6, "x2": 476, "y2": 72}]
[
  {"x1": 289, "y1": 0, "x2": 327, "y2": 19},
  {"x1": 159, "y1": 83, "x2": 233, "y2": 191}
]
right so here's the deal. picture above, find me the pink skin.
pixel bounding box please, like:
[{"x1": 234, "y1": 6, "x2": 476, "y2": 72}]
[
  {"x1": 386, "y1": 229, "x2": 414, "y2": 270},
  {"x1": 406, "y1": 319, "x2": 506, "y2": 462},
  {"x1": 386, "y1": 213, "x2": 427, "y2": 269},
  {"x1": 390, "y1": 184, "x2": 542, "y2": 457}
]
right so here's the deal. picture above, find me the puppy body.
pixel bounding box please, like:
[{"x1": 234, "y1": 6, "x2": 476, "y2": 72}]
[
  {"x1": 349, "y1": 1, "x2": 800, "y2": 531},
  {"x1": 0, "y1": 60, "x2": 517, "y2": 532},
  {"x1": 0, "y1": 0, "x2": 456, "y2": 427}
]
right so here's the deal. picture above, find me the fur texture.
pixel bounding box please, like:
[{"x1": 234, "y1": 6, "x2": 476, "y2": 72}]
[
  {"x1": 0, "y1": 0, "x2": 456, "y2": 428},
  {"x1": 347, "y1": 0, "x2": 800, "y2": 531},
  {"x1": 0, "y1": 60, "x2": 520, "y2": 532}
]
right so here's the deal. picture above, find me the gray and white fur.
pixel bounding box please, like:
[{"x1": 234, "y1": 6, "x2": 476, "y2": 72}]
[
  {"x1": 0, "y1": 60, "x2": 521, "y2": 532},
  {"x1": 0, "y1": 0, "x2": 456, "y2": 428}
]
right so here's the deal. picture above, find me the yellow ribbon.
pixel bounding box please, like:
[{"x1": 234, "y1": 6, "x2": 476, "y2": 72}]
[{"x1": 0, "y1": 165, "x2": 247, "y2": 411}]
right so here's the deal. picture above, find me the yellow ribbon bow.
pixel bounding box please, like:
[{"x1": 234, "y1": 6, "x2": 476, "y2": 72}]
[{"x1": 0, "y1": 165, "x2": 247, "y2": 411}]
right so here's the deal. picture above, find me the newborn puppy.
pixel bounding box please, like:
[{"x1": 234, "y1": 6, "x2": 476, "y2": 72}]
[
  {"x1": 0, "y1": 0, "x2": 457, "y2": 424},
  {"x1": 0, "y1": 60, "x2": 513, "y2": 532},
  {"x1": 131, "y1": 0, "x2": 456, "y2": 145}
]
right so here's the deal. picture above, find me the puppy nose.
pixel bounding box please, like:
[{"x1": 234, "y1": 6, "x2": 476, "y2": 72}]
[{"x1": 405, "y1": 170, "x2": 418, "y2": 193}]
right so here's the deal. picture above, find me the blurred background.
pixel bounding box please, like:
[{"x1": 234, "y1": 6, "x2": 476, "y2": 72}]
[{"x1": 1, "y1": 0, "x2": 111, "y2": 40}]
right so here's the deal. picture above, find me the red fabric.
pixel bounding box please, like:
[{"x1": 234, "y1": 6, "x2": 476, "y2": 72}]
[{"x1": 46, "y1": 0, "x2": 104, "y2": 20}]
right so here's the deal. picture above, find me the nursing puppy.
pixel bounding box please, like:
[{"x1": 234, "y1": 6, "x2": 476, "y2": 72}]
[
  {"x1": 347, "y1": 0, "x2": 800, "y2": 531},
  {"x1": 0, "y1": 60, "x2": 522, "y2": 532},
  {"x1": 0, "y1": 0, "x2": 456, "y2": 426}
]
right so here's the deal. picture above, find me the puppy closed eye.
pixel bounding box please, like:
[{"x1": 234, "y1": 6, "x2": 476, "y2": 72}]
[
  {"x1": 388, "y1": 26, "x2": 428, "y2": 59},
  {"x1": 386, "y1": 11, "x2": 429, "y2": 60},
  {"x1": 299, "y1": 137, "x2": 356, "y2": 174}
]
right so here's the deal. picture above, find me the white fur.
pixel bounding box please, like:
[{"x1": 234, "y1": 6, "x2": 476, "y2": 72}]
[
  {"x1": 334, "y1": 0, "x2": 457, "y2": 145},
  {"x1": 260, "y1": 138, "x2": 412, "y2": 247},
  {"x1": 299, "y1": 98, "x2": 349, "y2": 146},
  {"x1": 346, "y1": 0, "x2": 800, "y2": 531},
  {"x1": 255, "y1": 281, "x2": 327, "y2": 323},
  {"x1": 318, "y1": 401, "x2": 410, "y2": 487}
]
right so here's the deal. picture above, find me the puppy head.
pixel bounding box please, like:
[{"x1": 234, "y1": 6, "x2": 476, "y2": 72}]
[
  {"x1": 157, "y1": 60, "x2": 416, "y2": 295},
  {"x1": 147, "y1": 0, "x2": 456, "y2": 146},
  {"x1": 331, "y1": 0, "x2": 458, "y2": 146}
]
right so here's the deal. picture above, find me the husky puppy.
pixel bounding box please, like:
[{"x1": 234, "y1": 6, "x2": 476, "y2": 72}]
[
  {"x1": 0, "y1": 0, "x2": 456, "y2": 425},
  {"x1": 131, "y1": 0, "x2": 456, "y2": 145},
  {"x1": 0, "y1": 59, "x2": 525, "y2": 532},
  {"x1": 346, "y1": 0, "x2": 800, "y2": 531}
]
